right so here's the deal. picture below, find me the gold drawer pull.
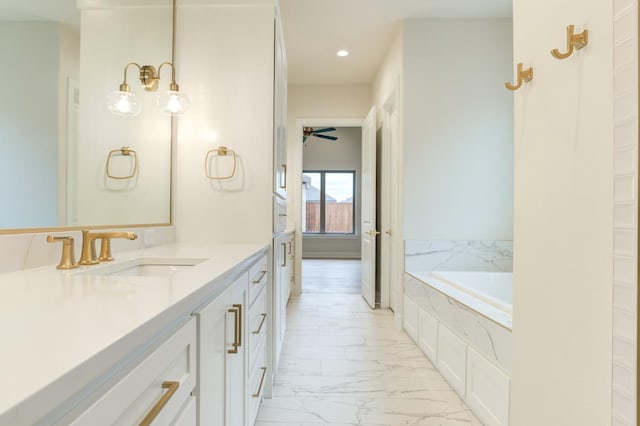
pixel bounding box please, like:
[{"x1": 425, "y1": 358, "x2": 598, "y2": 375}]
[
  {"x1": 139, "y1": 381, "x2": 180, "y2": 426},
  {"x1": 253, "y1": 313, "x2": 267, "y2": 334},
  {"x1": 252, "y1": 270, "x2": 267, "y2": 284},
  {"x1": 252, "y1": 367, "x2": 268, "y2": 398},
  {"x1": 228, "y1": 304, "x2": 242, "y2": 354}
]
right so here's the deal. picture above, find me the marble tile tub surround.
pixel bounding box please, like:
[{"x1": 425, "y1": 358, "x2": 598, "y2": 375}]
[
  {"x1": 0, "y1": 226, "x2": 176, "y2": 274},
  {"x1": 256, "y1": 293, "x2": 482, "y2": 426},
  {"x1": 405, "y1": 240, "x2": 513, "y2": 273},
  {"x1": 405, "y1": 273, "x2": 512, "y2": 373}
]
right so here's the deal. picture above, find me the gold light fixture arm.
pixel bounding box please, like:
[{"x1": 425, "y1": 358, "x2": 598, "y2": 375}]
[
  {"x1": 551, "y1": 25, "x2": 589, "y2": 59},
  {"x1": 505, "y1": 63, "x2": 533, "y2": 91},
  {"x1": 158, "y1": 61, "x2": 179, "y2": 91}
]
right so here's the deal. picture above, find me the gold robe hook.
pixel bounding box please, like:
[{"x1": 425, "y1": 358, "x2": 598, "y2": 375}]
[
  {"x1": 551, "y1": 25, "x2": 588, "y2": 59},
  {"x1": 505, "y1": 63, "x2": 533, "y2": 91}
]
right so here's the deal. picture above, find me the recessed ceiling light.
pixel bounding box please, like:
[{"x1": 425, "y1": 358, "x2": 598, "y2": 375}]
[{"x1": 337, "y1": 50, "x2": 349, "y2": 57}]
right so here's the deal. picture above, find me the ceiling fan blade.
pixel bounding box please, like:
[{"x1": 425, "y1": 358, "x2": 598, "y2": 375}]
[
  {"x1": 314, "y1": 134, "x2": 338, "y2": 141},
  {"x1": 312, "y1": 127, "x2": 337, "y2": 134}
]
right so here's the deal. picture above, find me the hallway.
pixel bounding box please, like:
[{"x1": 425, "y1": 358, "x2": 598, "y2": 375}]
[{"x1": 256, "y1": 261, "x2": 481, "y2": 425}]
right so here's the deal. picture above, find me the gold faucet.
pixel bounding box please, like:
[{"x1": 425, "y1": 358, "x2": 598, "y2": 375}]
[
  {"x1": 79, "y1": 230, "x2": 138, "y2": 265},
  {"x1": 47, "y1": 235, "x2": 78, "y2": 269}
]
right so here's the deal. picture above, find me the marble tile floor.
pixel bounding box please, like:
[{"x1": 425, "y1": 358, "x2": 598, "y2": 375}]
[
  {"x1": 301, "y1": 259, "x2": 361, "y2": 294},
  {"x1": 256, "y1": 293, "x2": 482, "y2": 426}
]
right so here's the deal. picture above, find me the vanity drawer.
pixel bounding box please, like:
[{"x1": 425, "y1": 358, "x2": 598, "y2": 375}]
[
  {"x1": 248, "y1": 254, "x2": 268, "y2": 306},
  {"x1": 248, "y1": 347, "x2": 268, "y2": 426},
  {"x1": 72, "y1": 319, "x2": 197, "y2": 426},
  {"x1": 248, "y1": 288, "x2": 267, "y2": 371}
]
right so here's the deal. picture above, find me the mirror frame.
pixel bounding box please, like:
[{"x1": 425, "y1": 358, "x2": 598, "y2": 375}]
[{"x1": 0, "y1": 0, "x2": 176, "y2": 235}]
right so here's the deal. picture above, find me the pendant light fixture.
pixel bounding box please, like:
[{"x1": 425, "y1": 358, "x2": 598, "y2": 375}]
[{"x1": 106, "y1": 0, "x2": 188, "y2": 116}]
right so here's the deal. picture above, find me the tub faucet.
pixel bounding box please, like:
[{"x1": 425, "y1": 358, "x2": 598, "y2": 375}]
[{"x1": 79, "y1": 230, "x2": 138, "y2": 265}]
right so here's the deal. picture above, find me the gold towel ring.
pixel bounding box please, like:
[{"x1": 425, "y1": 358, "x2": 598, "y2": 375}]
[
  {"x1": 205, "y1": 146, "x2": 237, "y2": 180},
  {"x1": 106, "y1": 146, "x2": 137, "y2": 179}
]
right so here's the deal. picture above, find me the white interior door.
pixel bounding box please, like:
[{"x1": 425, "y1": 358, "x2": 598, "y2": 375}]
[{"x1": 361, "y1": 106, "x2": 377, "y2": 308}]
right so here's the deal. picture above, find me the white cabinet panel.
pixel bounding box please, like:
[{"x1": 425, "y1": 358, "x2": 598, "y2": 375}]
[
  {"x1": 72, "y1": 319, "x2": 197, "y2": 426},
  {"x1": 437, "y1": 323, "x2": 466, "y2": 397},
  {"x1": 174, "y1": 396, "x2": 197, "y2": 426},
  {"x1": 418, "y1": 307, "x2": 438, "y2": 364},
  {"x1": 403, "y1": 295, "x2": 418, "y2": 342},
  {"x1": 466, "y1": 347, "x2": 510, "y2": 426},
  {"x1": 195, "y1": 273, "x2": 248, "y2": 426},
  {"x1": 248, "y1": 254, "x2": 268, "y2": 306}
]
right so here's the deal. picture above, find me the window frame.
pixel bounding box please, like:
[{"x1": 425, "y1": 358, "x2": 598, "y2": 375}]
[{"x1": 302, "y1": 170, "x2": 356, "y2": 235}]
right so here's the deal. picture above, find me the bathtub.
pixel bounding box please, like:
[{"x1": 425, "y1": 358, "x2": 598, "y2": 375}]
[
  {"x1": 407, "y1": 270, "x2": 513, "y2": 330},
  {"x1": 428, "y1": 271, "x2": 513, "y2": 315}
]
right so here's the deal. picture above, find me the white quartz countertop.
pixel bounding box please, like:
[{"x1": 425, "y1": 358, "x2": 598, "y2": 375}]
[{"x1": 0, "y1": 242, "x2": 268, "y2": 422}]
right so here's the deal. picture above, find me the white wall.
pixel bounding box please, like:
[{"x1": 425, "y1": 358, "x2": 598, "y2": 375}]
[
  {"x1": 373, "y1": 27, "x2": 403, "y2": 129},
  {"x1": 0, "y1": 23, "x2": 59, "y2": 228},
  {"x1": 611, "y1": 0, "x2": 638, "y2": 422},
  {"x1": 175, "y1": 5, "x2": 275, "y2": 244},
  {"x1": 302, "y1": 127, "x2": 362, "y2": 258},
  {"x1": 76, "y1": 5, "x2": 172, "y2": 226},
  {"x1": 402, "y1": 18, "x2": 513, "y2": 241},
  {"x1": 510, "y1": 2, "x2": 614, "y2": 425}
]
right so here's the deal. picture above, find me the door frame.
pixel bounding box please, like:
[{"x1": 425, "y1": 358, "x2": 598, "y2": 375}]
[{"x1": 292, "y1": 118, "x2": 364, "y2": 296}]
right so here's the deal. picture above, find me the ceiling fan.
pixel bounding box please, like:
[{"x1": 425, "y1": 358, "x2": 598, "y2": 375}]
[{"x1": 303, "y1": 127, "x2": 338, "y2": 142}]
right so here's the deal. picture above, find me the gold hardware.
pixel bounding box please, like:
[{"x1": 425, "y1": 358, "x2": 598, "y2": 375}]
[
  {"x1": 252, "y1": 367, "x2": 268, "y2": 398},
  {"x1": 505, "y1": 63, "x2": 533, "y2": 91},
  {"x1": 139, "y1": 381, "x2": 180, "y2": 426},
  {"x1": 234, "y1": 303, "x2": 243, "y2": 347},
  {"x1": 367, "y1": 229, "x2": 381, "y2": 237},
  {"x1": 253, "y1": 313, "x2": 267, "y2": 334},
  {"x1": 205, "y1": 146, "x2": 237, "y2": 180},
  {"x1": 47, "y1": 235, "x2": 78, "y2": 269},
  {"x1": 551, "y1": 25, "x2": 589, "y2": 59},
  {"x1": 78, "y1": 230, "x2": 138, "y2": 265},
  {"x1": 106, "y1": 146, "x2": 138, "y2": 180},
  {"x1": 228, "y1": 306, "x2": 239, "y2": 354},
  {"x1": 226, "y1": 303, "x2": 243, "y2": 354},
  {"x1": 281, "y1": 243, "x2": 287, "y2": 267},
  {"x1": 280, "y1": 164, "x2": 287, "y2": 189},
  {"x1": 385, "y1": 229, "x2": 392, "y2": 236},
  {"x1": 252, "y1": 270, "x2": 267, "y2": 284},
  {"x1": 118, "y1": 61, "x2": 181, "y2": 93}
]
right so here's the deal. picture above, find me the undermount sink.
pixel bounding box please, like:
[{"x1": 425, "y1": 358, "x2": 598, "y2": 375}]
[{"x1": 78, "y1": 257, "x2": 208, "y2": 277}]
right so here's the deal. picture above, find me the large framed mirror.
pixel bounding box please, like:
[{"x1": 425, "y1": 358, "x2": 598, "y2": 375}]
[{"x1": 0, "y1": 0, "x2": 173, "y2": 233}]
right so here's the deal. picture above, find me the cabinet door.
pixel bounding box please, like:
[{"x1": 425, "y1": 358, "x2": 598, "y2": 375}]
[
  {"x1": 272, "y1": 235, "x2": 287, "y2": 371},
  {"x1": 273, "y1": 19, "x2": 287, "y2": 200},
  {"x1": 195, "y1": 273, "x2": 248, "y2": 426}
]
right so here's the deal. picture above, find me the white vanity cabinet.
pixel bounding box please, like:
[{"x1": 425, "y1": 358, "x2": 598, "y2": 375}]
[
  {"x1": 194, "y1": 272, "x2": 249, "y2": 426},
  {"x1": 246, "y1": 255, "x2": 269, "y2": 425},
  {"x1": 71, "y1": 319, "x2": 197, "y2": 426},
  {"x1": 272, "y1": 232, "x2": 293, "y2": 373}
]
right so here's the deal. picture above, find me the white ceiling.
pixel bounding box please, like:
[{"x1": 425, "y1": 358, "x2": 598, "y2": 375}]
[
  {"x1": 0, "y1": 0, "x2": 511, "y2": 85},
  {"x1": 279, "y1": 0, "x2": 512, "y2": 85}
]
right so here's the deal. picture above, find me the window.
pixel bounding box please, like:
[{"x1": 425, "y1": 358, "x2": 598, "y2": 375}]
[{"x1": 302, "y1": 171, "x2": 355, "y2": 234}]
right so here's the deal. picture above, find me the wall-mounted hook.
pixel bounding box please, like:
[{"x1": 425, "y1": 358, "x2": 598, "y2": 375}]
[
  {"x1": 551, "y1": 25, "x2": 588, "y2": 59},
  {"x1": 505, "y1": 63, "x2": 533, "y2": 91}
]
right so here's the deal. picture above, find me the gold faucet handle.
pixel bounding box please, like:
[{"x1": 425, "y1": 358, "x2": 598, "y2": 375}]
[
  {"x1": 99, "y1": 237, "x2": 114, "y2": 262},
  {"x1": 99, "y1": 232, "x2": 138, "y2": 262},
  {"x1": 47, "y1": 235, "x2": 78, "y2": 270}
]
